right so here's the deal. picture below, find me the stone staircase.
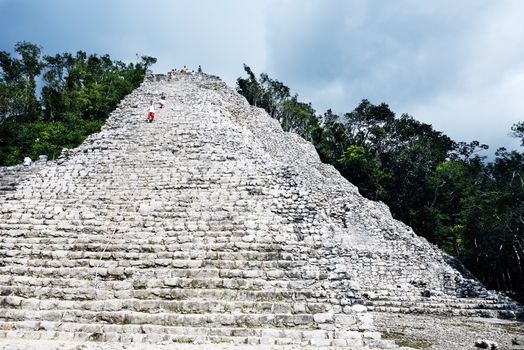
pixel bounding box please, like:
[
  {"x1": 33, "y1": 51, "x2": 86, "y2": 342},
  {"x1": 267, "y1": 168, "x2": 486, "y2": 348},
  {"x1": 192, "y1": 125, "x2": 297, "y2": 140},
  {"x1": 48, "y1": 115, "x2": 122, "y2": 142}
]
[{"x1": 0, "y1": 72, "x2": 521, "y2": 348}]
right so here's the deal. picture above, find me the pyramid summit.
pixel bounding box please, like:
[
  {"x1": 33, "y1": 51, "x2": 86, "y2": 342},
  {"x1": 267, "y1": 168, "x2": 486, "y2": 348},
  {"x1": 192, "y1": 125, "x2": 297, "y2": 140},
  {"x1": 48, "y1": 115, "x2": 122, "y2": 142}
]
[{"x1": 0, "y1": 72, "x2": 522, "y2": 349}]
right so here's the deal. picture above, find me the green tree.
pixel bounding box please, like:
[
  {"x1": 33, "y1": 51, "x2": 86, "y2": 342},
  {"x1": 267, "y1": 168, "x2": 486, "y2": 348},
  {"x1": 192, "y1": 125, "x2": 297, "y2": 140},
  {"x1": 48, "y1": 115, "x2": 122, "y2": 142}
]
[
  {"x1": 0, "y1": 41, "x2": 156, "y2": 166},
  {"x1": 236, "y1": 64, "x2": 264, "y2": 107},
  {"x1": 511, "y1": 122, "x2": 524, "y2": 146},
  {"x1": 237, "y1": 65, "x2": 321, "y2": 140},
  {"x1": 0, "y1": 41, "x2": 44, "y2": 121},
  {"x1": 460, "y1": 148, "x2": 524, "y2": 296}
]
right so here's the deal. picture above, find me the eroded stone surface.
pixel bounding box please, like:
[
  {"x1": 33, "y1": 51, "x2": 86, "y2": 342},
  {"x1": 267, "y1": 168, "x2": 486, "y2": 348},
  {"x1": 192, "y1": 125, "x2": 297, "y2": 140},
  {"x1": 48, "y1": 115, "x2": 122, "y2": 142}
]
[{"x1": 0, "y1": 72, "x2": 521, "y2": 349}]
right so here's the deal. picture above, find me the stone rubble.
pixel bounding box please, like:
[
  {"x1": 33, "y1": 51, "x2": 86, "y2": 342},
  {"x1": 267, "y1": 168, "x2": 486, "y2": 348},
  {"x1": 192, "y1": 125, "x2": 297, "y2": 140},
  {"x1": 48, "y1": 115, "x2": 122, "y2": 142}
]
[
  {"x1": 373, "y1": 313, "x2": 523, "y2": 350},
  {"x1": 0, "y1": 72, "x2": 521, "y2": 349},
  {"x1": 474, "y1": 339, "x2": 498, "y2": 349}
]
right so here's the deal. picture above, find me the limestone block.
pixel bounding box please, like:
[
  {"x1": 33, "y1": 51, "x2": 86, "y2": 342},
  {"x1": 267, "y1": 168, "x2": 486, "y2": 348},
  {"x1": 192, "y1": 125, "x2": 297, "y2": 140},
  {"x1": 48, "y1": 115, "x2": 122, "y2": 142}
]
[
  {"x1": 309, "y1": 338, "x2": 332, "y2": 346},
  {"x1": 261, "y1": 329, "x2": 282, "y2": 338},
  {"x1": 259, "y1": 336, "x2": 276, "y2": 345},
  {"x1": 313, "y1": 312, "x2": 334, "y2": 324},
  {"x1": 352, "y1": 304, "x2": 367, "y2": 313},
  {"x1": 302, "y1": 330, "x2": 328, "y2": 340},
  {"x1": 335, "y1": 330, "x2": 362, "y2": 340},
  {"x1": 334, "y1": 314, "x2": 357, "y2": 326},
  {"x1": 362, "y1": 331, "x2": 381, "y2": 340}
]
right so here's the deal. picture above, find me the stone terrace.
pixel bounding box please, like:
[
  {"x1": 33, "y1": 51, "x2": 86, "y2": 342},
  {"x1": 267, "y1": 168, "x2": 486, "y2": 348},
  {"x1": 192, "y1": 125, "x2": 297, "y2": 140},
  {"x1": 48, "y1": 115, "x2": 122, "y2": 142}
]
[{"x1": 0, "y1": 72, "x2": 521, "y2": 349}]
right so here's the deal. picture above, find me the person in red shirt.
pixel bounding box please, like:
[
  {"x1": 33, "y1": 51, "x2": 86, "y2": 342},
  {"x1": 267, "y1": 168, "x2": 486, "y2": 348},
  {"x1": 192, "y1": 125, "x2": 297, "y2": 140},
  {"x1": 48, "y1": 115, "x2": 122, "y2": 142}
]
[{"x1": 147, "y1": 101, "x2": 155, "y2": 122}]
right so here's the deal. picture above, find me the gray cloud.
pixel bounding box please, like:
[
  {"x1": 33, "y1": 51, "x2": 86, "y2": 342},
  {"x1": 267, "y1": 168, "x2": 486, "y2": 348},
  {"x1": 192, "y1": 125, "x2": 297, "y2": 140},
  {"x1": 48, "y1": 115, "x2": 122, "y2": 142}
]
[{"x1": 262, "y1": 0, "x2": 524, "y2": 151}]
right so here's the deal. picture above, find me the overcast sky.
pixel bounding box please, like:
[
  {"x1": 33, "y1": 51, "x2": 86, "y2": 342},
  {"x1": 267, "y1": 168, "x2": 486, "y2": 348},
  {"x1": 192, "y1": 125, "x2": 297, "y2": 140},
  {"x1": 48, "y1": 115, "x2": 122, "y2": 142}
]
[{"x1": 1, "y1": 0, "x2": 523, "y2": 152}]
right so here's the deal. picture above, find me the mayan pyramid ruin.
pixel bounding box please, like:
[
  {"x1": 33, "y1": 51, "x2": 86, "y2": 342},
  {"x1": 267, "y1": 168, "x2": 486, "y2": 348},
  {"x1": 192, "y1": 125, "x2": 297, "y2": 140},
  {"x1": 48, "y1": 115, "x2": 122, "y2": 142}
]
[{"x1": 0, "y1": 72, "x2": 522, "y2": 349}]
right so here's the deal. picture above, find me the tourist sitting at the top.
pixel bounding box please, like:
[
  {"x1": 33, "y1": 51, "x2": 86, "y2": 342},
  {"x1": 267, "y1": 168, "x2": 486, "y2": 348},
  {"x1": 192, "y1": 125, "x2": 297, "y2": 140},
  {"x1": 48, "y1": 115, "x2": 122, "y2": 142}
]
[
  {"x1": 181, "y1": 65, "x2": 189, "y2": 74},
  {"x1": 197, "y1": 65, "x2": 202, "y2": 73}
]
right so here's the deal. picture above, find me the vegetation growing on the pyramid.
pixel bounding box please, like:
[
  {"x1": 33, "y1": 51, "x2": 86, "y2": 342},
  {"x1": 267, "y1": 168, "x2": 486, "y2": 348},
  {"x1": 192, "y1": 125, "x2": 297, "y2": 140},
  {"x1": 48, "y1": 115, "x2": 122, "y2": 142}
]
[
  {"x1": 237, "y1": 64, "x2": 524, "y2": 302},
  {"x1": 0, "y1": 41, "x2": 156, "y2": 165}
]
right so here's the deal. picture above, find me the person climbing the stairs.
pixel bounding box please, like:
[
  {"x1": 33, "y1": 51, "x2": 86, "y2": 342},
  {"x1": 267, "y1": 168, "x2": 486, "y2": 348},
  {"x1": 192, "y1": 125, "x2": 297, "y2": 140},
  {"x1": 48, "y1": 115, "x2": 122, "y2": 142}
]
[
  {"x1": 147, "y1": 101, "x2": 155, "y2": 122},
  {"x1": 158, "y1": 92, "x2": 166, "y2": 109}
]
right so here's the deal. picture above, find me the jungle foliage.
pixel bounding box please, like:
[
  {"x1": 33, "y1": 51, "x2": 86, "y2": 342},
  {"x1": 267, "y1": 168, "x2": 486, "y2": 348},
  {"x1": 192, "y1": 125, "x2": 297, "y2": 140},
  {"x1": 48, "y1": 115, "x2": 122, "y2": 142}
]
[{"x1": 0, "y1": 41, "x2": 156, "y2": 165}]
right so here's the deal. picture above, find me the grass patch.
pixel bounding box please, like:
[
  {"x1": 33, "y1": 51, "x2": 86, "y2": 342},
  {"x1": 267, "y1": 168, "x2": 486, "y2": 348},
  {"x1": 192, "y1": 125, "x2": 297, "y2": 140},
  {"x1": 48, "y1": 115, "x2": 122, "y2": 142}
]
[
  {"x1": 383, "y1": 331, "x2": 432, "y2": 349},
  {"x1": 204, "y1": 82, "x2": 222, "y2": 90},
  {"x1": 173, "y1": 337, "x2": 194, "y2": 343},
  {"x1": 397, "y1": 339, "x2": 433, "y2": 349},
  {"x1": 0, "y1": 323, "x2": 15, "y2": 331},
  {"x1": 451, "y1": 321, "x2": 483, "y2": 331}
]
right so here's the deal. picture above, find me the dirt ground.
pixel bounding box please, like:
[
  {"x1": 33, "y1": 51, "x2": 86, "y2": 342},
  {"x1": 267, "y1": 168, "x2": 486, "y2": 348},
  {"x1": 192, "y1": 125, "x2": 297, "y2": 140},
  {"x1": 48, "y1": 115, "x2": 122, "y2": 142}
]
[{"x1": 373, "y1": 312, "x2": 524, "y2": 350}]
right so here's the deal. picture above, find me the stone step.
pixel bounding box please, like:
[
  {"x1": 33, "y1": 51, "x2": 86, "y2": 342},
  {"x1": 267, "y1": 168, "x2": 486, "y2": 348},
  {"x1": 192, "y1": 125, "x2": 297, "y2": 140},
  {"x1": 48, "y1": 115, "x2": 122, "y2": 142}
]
[
  {"x1": 363, "y1": 298, "x2": 519, "y2": 317},
  {"x1": 367, "y1": 300, "x2": 511, "y2": 311},
  {"x1": 0, "y1": 179, "x2": 270, "y2": 191},
  {"x1": 0, "y1": 266, "x2": 319, "y2": 283},
  {"x1": 0, "y1": 213, "x2": 284, "y2": 224},
  {"x1": 0, "y1": 242, "x2": 300, "y2": 254},
  {"x1": 0, "y1": 248, "x2": 302, "y2": 262},
  {"x1": 0, "y1": 278, "x2": 336, "y2": 301},
  {"x1": 0, "y1": 226, "x2": 280, "y2": 238},
  {"x1": 368, "y1": 305, "x2": 501, "y2": 317},
  {"x1": 365, "y1": 297, "x2": 504, "y2": 306},
  {"x1": 0, "y1": 249, "x2": 310, "y2": 264},
  {"x1": 0, "y1": 254, "x2": 314, "y2": 266},
  {"x1": 0, "y1": 321, "x2": 378, "y2": 348},
  {"x1": 0, "y1": 272, "x2": 322, "y2": 288},
  {"x1": 0, "y1": 266, "x2": 328, "y2": 286},
  {"x1": 0, "y1": 296, "x2": 336, "y2": 315},
  {"x1": 0, "y1": 256, "x2": 301, "y2": 271},
  {"x1": 4, "y1": 290, "x2": 507, "y2": 316},
  {"x1": 0, "y1": 309, "x2": 362, "y2": 330},
  {"x1": 2, "y1": 178, "x2": 272, "y2": 188},
  {"x1": 0, "y1": 243, "x2": 299, "y2": 257},
  {"x1": 0, "y1": 284, "x2": 341, "y2": 304}
]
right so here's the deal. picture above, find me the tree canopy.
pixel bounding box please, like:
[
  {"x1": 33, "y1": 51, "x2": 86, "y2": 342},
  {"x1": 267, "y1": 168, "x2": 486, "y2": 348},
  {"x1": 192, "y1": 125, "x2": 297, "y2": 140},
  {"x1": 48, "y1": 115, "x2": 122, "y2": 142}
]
[{"x1": 0, "y1": 41, "x2": 156, "y2": 165}]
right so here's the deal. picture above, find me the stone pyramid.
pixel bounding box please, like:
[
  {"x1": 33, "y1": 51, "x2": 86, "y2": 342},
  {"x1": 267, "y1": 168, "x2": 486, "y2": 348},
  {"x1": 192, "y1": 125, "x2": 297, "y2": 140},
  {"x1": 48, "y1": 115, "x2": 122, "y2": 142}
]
[{"x1": 0, "y1": 72, "x2": 521, "y2": 349}]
